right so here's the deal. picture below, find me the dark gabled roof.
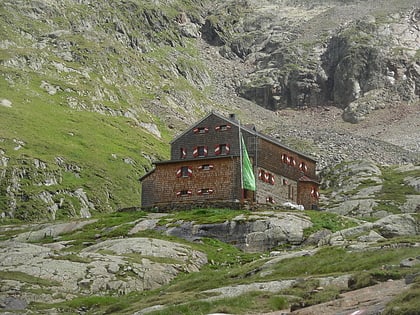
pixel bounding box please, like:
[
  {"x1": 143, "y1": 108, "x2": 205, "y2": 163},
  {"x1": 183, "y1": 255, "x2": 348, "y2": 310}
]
[
  {"x1": 139, "y1": 168, "x2": 155, "y2": 181},
  {"x1": 299, "y1": 175, "x2": 320, "y2": 184},
  {"x1": 171, "y1": 111, "x2": 317, "y2": 162}
]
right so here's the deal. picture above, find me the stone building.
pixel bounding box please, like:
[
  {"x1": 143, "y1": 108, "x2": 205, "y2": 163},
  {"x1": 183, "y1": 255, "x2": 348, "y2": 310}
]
[{"x1": 140, "y1": 112, "x2": 319, "y2": 210}]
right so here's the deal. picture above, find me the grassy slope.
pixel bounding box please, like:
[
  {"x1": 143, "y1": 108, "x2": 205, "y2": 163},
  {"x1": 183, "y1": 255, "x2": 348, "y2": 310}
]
[
  {"x1": 18, "y1": 209, "x2": 419, "y2": 315},
  {"x1": 0, "y1": 0, "x2": 211, "y2": 219}
]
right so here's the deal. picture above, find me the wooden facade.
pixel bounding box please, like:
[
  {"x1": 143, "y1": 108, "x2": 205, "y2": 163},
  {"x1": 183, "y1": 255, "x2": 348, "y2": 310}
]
[{"x1": 140, "y1": 112, "x2": 320, "y2": 210}]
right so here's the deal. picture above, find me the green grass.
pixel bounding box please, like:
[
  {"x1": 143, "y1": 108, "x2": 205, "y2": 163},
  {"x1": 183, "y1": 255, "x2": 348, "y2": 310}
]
[
  {"x1": 265, "y1": 246, "x2": 420, "y2": 279},
  {"x1": 303, "y1": 210, "x2": 358, "y2": 237},
  {"x1": 34, "y1": 296, "x2": 125, "y2": 314},
  {"x1": 147, "y1": 291, "x2": 289, "y2": 315},
  {"x1": 57, "y1": 211, "x2": 147, "y2": 249},
  {"x1": 0, "y1": 79, "x2": 170, "y2": 216},
  {"x1": 158, "y1": 208, "x2": 251, "y2": 225},
  {"x1": 0, "y1": 0, "x2": 217, "y2": 222},
  {"x1": 384, "y1": 278, "x2": 420, "y2": 315},
  {"x1": 0, "y1": 271, "x2": 60, "y2": 287},
  {"x1": 15, "y1": 210, "x2": 419, "y2": 315}
]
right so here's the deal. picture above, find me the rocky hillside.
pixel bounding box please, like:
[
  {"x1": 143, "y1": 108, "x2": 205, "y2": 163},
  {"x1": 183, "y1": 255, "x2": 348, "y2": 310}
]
[
  {"x1": 0, "y1": 206, "x2": 418, "y2": 314},
  {"x1": 0, "y1": 0, "x2": 419, "y2": 221},
  {"x1": 205, "y1": 0, "x2": 419, "y2": 120}
]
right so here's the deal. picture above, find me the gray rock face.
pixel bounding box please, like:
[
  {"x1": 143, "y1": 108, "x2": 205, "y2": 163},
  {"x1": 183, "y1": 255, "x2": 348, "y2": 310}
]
[
  {"x1": 0, "y1": 238, "x2": 207, "y2": 304},
  {"x1": 161, "y1": 212, "x2": 312, "y2": 252},
  {"x1": 13, "y1": 219, "x2": 97, "y2": 242},
  {"x1": 319, "y1": 213, "x2": 419, "y2": 246},
  {"x1": 321, "y1": 160, "x2": 420, "y2": 218},
  {"x1": 321, "y1": 160, "x2": 384, "y2": 217},
  {"x1": 374, "y1": 214, "x2": 419, "y2": 238},
  {"x1": 204, "y1": 1, "x2": 419, "y2": 121}
]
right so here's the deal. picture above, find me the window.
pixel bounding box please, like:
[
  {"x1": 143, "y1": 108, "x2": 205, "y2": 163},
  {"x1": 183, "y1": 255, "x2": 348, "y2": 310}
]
[
  {"x1": 299, "y1": 162, "x2": 308, "y2": 172},
  {"x1": 199, "y1": 164, "x2": 214, "y2": 171},
  {"x1": 180, "y1": 147, "x2": 187, "y2": 159},
  {"x1": 197, "y1": 188, "x2": 214, "y2": 195},
  {"x1": 258, "y1": 169, "x2": 274, "y2": 185},
  {"x1": 176, "y1": 166, "x2": 192, "y2": 178},
  {"x1": 266, "y1": 196, "x2": 275, "y2": 204},
  {"x1": 281, "y1": 154, "x2": 288, "y2": 164},
  {"x1": 215, "y1": 124, "x2": 231, "y2": 131},
  {"x1": 193, "y1": 127, "x2": 209, "y2": 134},
  {"x1": 282, "y1": 154, "x2": 296, "y2": 167},
  {"x1": 193, "y1": 146, "x2": 208, "y2": 158},
  {"x1": 176, "y1": 190, "x2": 192, "y2": 197},
  {"x1": 215, "y1": 144, "x2": 230, "y2": 155},
  {"x1": 311, "y1": 187, "x2": 320, "y2": 199},
  {"x1": 268, "y1": 173, "x2": 275, "y2": 185},
  {"x1": 258, "y1": 169, "x2": 265, "y2": 180}
]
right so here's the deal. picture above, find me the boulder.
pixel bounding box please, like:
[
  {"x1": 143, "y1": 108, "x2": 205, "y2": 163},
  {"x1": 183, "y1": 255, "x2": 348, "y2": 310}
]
[
  {"x1": 162, "y1": 212, "x2": 313, "y2": 252},
  {"x1": 0, "y1": 237, "x2": 207, "y2": 302},
  {"x1": 400, "y1": 257, "x2": 420, "y2": 268},
  {"x1": 373, "y1": 214, "x2": 419, "y2": 237},
  {"x1": 13, "y1": 220, "x2": 97, "y2": 242}
]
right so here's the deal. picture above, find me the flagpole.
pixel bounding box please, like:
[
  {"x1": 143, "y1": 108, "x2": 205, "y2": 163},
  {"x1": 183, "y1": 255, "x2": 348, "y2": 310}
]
[{"x1": 238, "y1": 120, "x2": 244, "y2": 201}]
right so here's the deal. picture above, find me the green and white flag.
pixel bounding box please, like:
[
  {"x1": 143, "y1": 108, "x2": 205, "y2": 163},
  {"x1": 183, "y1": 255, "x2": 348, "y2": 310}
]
[{"x1": 241, "y1": 136, "x2": 256, "y2": 191}]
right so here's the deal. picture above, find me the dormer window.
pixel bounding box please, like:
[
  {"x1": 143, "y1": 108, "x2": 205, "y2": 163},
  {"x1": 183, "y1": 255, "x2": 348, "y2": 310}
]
[
  {"x1": 193, "y1": 127, "x2": 209, "y2": 134},
  {"x1": 193, "y1": 146, "x2": 208, "y2": 158},
  {"x1": 215, "y1": 124, "x2": 231, "y2": 132},
  {"x1": 215, "y1": 144, "x2": 230, "y2": 155}
]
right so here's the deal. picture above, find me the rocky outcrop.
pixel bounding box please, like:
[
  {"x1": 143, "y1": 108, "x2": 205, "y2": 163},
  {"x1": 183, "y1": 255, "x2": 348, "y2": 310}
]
[
  {"x1": 0, "y1": 152, "x2": 96, "y2": 221},
  {"x1": 144, "y1": 212, "x2": 313, "y2": 252},
  {"x1": 203, "y1": 0, "x2": 419, "y2": 122},
  {"x1": 319, "y1": 213, "x2": 419, "y2": 246},
  {"x1": 321, "y1": 160, "x2": 420, "y2": 217},
  {"x1": 0, "y1": 238, "x2": 207, "y2": 305}
]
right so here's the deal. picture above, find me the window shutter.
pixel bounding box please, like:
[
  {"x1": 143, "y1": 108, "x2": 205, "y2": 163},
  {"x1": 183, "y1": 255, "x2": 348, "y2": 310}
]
[
  {"x1": 215, "y1": 144, "x2": 221, "y2": 156},
  {"x1": 181, "y1": 148, "x2": 187, "y2": 159},
  {"x1": 203, "y1": 146, "x2": 208, "y2": 156},
  {"x1": 270, "y1": 174, "x2": 275, "y2": 185},
  {"x1": 188, "y1": 167, "x2": 193, "y2": 177},
  {"x1": 311, "y1": 187, "x2": 319, "y2": 199},
  {"x1": 226, "y1": 144, "x2": 230, "y2": 154},
  {"x1": 299, "y1": 162, "x2": 308, "y2": 172},
  {"x1": 176, "y1": 168, "x2": 182, "y2": 178},
  {"x1": 193, "y1": 146, "x2": 198, "y2": 158}
]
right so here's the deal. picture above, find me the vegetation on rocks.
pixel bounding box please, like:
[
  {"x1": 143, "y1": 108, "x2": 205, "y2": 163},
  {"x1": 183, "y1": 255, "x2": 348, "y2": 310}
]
[{"x1": 0, "y1": 0, "x2": 419, "y2": 314}]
